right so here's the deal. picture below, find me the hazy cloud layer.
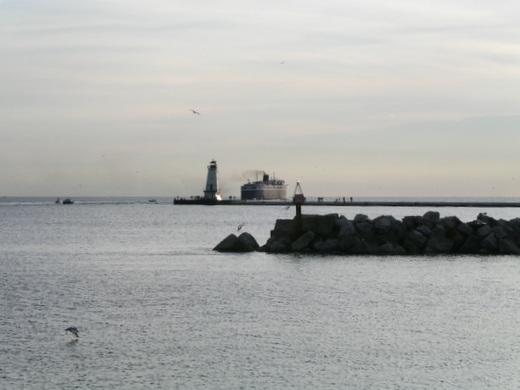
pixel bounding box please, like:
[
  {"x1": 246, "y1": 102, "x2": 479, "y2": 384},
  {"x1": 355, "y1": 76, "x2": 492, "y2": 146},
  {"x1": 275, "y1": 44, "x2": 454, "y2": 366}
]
[{"x1": 1, "y1": 0, "x2": 519, "y2": 197}]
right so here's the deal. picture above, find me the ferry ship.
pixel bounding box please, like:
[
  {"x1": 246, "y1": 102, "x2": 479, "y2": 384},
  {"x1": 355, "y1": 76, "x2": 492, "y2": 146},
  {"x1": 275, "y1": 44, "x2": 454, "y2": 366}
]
[{"x1": 241, "y1": 173, "x2": 288, "y2": 200}]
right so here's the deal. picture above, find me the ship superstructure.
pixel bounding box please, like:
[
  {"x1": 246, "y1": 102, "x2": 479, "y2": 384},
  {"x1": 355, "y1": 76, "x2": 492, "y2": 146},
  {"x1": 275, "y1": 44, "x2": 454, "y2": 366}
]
[{"x1": 241, "y1": 173, "x2": 288, "y2": 200}]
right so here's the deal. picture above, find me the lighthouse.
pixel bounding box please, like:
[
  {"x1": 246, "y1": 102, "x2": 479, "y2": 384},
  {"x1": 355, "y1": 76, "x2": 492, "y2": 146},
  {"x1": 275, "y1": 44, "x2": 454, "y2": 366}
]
[{"x1": 203, "y1": 160, "x2": 222, "y2": 200}]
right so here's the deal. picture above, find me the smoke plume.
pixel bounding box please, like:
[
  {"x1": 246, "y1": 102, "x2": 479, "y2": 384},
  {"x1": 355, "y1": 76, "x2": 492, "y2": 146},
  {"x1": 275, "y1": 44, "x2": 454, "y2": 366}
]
[{"x1": 230, "y1": 170, "x2": 266, "y2": 182}]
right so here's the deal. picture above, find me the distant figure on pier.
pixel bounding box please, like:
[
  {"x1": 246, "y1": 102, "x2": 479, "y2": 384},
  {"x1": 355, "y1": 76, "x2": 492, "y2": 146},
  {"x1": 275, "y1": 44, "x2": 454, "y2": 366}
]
[{"x1": 350, "y1": 197, "x2": 353, "y2": 202}]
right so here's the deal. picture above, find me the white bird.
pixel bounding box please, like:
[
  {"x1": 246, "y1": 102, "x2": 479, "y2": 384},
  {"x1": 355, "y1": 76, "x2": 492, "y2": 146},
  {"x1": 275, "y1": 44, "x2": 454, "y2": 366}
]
[{"x1": 190, "y1": 109, "x2": 201, "y2": 115}]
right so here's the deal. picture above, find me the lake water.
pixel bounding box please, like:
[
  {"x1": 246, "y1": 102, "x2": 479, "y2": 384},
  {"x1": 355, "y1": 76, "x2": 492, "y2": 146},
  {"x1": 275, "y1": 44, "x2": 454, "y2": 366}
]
[{"x1": 2, "y1": 197, "x2": 520, "y2": 389}]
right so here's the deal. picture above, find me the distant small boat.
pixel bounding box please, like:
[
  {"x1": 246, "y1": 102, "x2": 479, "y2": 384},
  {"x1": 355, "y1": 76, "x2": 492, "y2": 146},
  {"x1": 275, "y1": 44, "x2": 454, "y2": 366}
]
[
  {"x1": 55, "y1": 198, "x2": 63, "y2": 204},
  {"x1": 148, "y1": 199, "x2": 157, "y2": 203},
  {"x1": 63, "y1": 198, "x2": 74, "y2": 204}
]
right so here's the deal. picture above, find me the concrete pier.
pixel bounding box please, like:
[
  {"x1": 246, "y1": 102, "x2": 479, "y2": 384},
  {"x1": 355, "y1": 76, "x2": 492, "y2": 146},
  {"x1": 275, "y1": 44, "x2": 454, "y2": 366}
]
[{"x1": 174, "y1": 198, "x2": 520, "y2": 208}]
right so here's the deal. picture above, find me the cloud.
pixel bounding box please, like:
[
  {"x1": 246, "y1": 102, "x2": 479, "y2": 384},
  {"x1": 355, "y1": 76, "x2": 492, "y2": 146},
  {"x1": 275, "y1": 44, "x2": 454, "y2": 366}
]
[{"x1": 1, "y1": 0, "x2": 519, "y2": 196}]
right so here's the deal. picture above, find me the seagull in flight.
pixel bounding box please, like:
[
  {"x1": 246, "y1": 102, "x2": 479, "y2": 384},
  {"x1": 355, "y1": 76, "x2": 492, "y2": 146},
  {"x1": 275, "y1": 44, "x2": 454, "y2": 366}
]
[
  {"x1": 237, "y1": 223, "x2": 245, "y2": 232},
  {"x1": 65, "y1": 327, "x2": 79, "y2": 338},
  {"x1": 190, "y1": 109, "x2": 201, "y2": 115}
]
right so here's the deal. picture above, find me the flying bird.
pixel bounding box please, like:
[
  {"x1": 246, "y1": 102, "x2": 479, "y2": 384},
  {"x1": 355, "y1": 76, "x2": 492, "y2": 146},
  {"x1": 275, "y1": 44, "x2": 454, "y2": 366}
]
[
  {"x1": 65, "y1": 327, "x2": 79, "y2": 338},
  {"x1": 237, "y1": 223, "x2": 245, "y2": 232},
  {"x1": 190, "y1": 109, "x2": 201, "y2": 115}
]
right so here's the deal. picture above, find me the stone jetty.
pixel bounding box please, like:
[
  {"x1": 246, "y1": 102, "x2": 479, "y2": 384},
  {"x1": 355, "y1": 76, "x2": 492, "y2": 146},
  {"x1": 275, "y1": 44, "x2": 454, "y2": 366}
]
[{"x1": 214, "y1": 212, "x2": 520, "y2": 255}]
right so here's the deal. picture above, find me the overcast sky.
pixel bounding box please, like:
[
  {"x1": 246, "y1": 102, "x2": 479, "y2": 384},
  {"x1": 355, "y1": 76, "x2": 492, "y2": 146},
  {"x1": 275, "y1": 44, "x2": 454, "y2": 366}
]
[{"x1": 1, "y1": 0, "x2": 519, "y2": 197}]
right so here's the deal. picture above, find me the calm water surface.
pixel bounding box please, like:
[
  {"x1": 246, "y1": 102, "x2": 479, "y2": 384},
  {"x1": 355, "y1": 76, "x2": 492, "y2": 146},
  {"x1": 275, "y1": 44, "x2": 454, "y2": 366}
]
[{"x1": 2, "y1": 198, "x2": 520, "y2": 389}]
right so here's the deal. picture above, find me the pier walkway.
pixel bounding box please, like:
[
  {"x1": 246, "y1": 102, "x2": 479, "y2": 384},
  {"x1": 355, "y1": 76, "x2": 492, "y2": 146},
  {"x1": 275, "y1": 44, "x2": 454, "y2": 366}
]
[{"x1": 174, "y1": 199, "x2": 520, "y2": 208}]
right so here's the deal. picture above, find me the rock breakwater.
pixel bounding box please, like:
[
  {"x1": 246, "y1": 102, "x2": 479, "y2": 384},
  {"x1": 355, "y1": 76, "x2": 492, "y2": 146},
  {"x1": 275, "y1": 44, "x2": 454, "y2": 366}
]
[{"x1": 214, "y1": 212, "x2": 520, "y2": 255}]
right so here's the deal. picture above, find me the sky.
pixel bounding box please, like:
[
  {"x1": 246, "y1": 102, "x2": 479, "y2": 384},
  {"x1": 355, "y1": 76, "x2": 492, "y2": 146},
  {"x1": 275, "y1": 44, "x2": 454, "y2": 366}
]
[{"x1": 1, "y1": 0, "x2": 519, "y2": 198}]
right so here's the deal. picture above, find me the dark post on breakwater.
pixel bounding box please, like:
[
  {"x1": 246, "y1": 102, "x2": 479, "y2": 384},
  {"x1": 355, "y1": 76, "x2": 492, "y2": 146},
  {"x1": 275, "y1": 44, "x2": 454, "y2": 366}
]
[{"x1": 293, "y1": 181, "x2": 305, "y2": 230}]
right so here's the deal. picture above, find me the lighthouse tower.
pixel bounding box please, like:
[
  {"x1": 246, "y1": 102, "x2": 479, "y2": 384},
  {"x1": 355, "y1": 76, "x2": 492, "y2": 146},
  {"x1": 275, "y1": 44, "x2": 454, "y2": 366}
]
[{"x1": 203, "y1": 160, "x2": 222, "y2": 200}]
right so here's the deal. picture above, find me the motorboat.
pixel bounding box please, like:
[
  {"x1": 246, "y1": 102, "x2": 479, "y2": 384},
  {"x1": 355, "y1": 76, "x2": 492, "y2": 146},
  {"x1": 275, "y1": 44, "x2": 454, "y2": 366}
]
[{"x1": 63, "y1": 198, "x2": 74, "y2": 204}]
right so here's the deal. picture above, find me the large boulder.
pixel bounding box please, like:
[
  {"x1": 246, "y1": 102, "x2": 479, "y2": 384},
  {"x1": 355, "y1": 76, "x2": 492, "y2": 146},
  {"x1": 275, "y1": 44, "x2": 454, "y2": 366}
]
[
  {"x1": 337, "y1": 219, "x2": 356, "y2": 239},
  {"x1": 416, "y1": 225, "x2": 433, "y2": 237},
  {"x1": 269, "y1": 241, "x2": 287, "y2": 253},
  {"x1": 234, "y1": 232, "x2": 260, "y2": 252},
  {"x1": 213, "y1": 234, "x2": 239, "y2": 251},
  {"x1": 438, "y1": 216, "x2": 462, "y2": 232},
  {"x1": 356, "y1": 221, "x2": 375, "y2": 237},
  {"x1": 353, "y1": 214, "x2": 370, "y2": 224},
  {"x1": 340, "y1": 236, "x2": 360, "y2": 252},
  {"x1": 270, "y1": 236, "x2": 292, "y2": 253},
  {"x1": 496, "y1": 220, "x2": 515, "y2": 238},
  {"x1": 375, "y1": 231, "x2": 400, "y2": 246},
  {"x1": 492, "y1": 226, "x2": 508, "y2": 239},
  {"x1": 316, "y1": 238, "x2": 341, "y2": 253},
  {"x1": 458, "y1": 235, "x2": 481, "y2": 254},
  {"x1": 498, "y1": 239, "x2": 520, "y2": 255},
  {"x1": 213, "y1": 232, "x2": 259, "y2": 252},
  {"x1": 432, "y1": 225, "x2": 446, "y2": 238},
  {"x1": 272, "y1": 219, "x2": 300, "y2": 240},
  {"x1": 423, "y1": 211, "x2": 440, "y2": 224},
  {"x1": 446, "y1": 229, "x2": 466, "y2": 252},
  {"x1": 417, "y1": 217, "x2": 435, "y2": 230},
  {"x1": 477, "y1": 225, "x2": 493, "y2": 238},
  {"x1": 258, "y1": 236, "x2": 277, "y2": 252},
  {"x1": 391, "y1": 220, "x2": 408, "y2": 241},
  {"x1": 403, "y1": 216, "x2": 419, "y2": 231},
  {"x1": 509, "y1": 218, "x2": 520, "y2": 229},
  {"x1": 301, "y1": 214, "x2": 338, "y2": 236},
  {"x1": 406, "y1": 230, "x2": 428, "y2": 249},
  {"x1": 373, "y1": 215, "x2": 394, "y2": 235},
  {"x1": 457, "y1": 223, "x2": 473, "y2": 236},
  {"x1": 291, "y1": 231, "x2": 315, "y2": 252},
  {"x1": 403, "y1": 239, "x2": 420, "y2": 255},
  {"x1": 380, "y1": 243, "x2": 406, "y2": 255},
  {"x1": 346, "y1": 238, "x2": 379, "y2": 255},
  {"x1": 477, "y1": 213, "x2": 498, "y2": 227},
  {"x1": 467, "y1": 220, "x2": 486, "y2": 231},
  {"x1": 425, "y1": 236, "x2": 454, "y2": 254},
  {"x1": 481, "y1": 233, "x2": 498, "y2": 251}
]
